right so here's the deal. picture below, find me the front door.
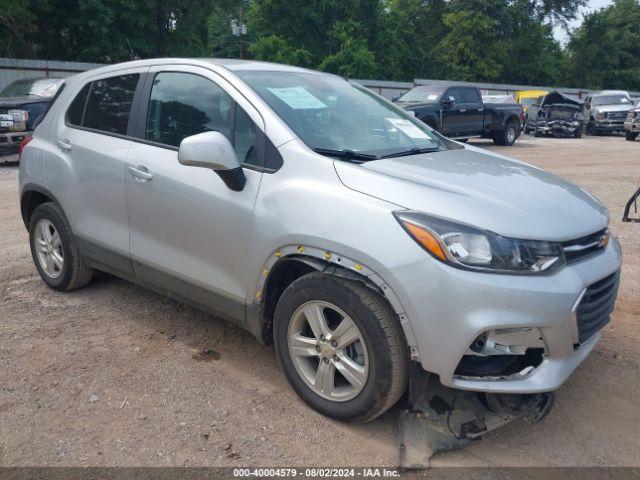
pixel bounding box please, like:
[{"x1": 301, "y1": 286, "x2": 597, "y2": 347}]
[
  {"x1": 441, "y1": 88, "x2": 464, "y2": 136},
  {"x1": 124, "y1": 66, "x2": 265, "y2": 322}
]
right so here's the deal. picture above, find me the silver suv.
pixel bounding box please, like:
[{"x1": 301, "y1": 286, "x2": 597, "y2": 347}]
[{"x1": 19, "y1": 59, "x2": 621, "y2": 422}]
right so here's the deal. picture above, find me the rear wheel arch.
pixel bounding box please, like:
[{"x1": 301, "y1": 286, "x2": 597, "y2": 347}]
[
  {"x1": 20, "y1": 185, "x2": 66, "y2": 229},
  {"x1": 257, "y1": 246, "x2": 418, "y2": 358}
]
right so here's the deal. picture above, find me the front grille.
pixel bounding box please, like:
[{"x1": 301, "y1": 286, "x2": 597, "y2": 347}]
[
  {"x1": 576, "y1": 272, "x2": 620, "y2": 344},
  {"x1": 608, "y1": 112, "x2": 626, "y2": 119},
  {"x1": 562, "y1": 229, "x2": 608, "y2": 264}
]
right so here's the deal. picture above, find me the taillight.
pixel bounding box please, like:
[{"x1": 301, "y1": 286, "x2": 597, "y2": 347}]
[{"x1": 18, "y1": 135, "x2": 33, "y2": 159}]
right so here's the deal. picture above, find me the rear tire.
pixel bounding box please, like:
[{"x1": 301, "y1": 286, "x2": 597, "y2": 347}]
[
  {"x1": 273, "y1": 272, "x2": 408, "y2": 423},
  {"x1": 493, "y1": 120, "x2": 519, "y2": 146},
  {"x1": 29, "y1": 203, "x2": 93, "y2": 291},
  {"x1": 626, "y1": 131, "x2": 638, "y2": 141}
]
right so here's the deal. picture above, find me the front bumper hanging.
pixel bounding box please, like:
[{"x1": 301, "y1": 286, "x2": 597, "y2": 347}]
[{"x1": 398, "y1": 365, "x2": 555, "y2": 469}]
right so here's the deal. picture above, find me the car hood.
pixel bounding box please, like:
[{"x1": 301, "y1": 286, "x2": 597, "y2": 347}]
[
  {"x1": 592, "y1": 104, "x2": 633, "y2": 114},
  {"x1": 0, "y1": 95, "x2": 47, "y2": 107},
  {"x1": 334, "y1": 147, "x2": 608, "y2": 241}
]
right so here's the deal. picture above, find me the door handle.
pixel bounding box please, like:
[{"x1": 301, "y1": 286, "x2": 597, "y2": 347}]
[
  {"x1": 128, "y1": 166, "x2": 153, "y2": 181},
  {"x1": 56, "y1": 139, "x2": 72, "y2": 151}
]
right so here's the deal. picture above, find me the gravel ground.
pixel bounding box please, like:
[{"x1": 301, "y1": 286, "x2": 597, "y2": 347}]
[{"x1": 0, "y1": 134, "x2": 638, "y2": 467}]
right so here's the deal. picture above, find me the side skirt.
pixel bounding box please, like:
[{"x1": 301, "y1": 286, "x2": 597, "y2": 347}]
[{"x1": 77, "y1": 237, "x2": 264, "y2": 343}]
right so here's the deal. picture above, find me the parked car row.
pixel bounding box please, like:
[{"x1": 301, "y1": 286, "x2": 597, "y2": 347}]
[{"x1": 394, "y1": 85, "x2": 639, "y2": 144}]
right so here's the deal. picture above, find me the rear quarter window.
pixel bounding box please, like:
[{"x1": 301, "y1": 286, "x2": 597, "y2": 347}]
[
  {"x1": 82, "y1": 74, "x2": 139, "y2": 135},
  {"x1": 66, "y1": 83, "x2": 91, "y2": 126}
]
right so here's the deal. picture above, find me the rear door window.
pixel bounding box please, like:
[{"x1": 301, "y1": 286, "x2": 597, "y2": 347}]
[
  {"x1": 82, "y1": 74, "x2": 139, "y2": 135},
  {"x1": 460, "y1": 88, "x2": 480, "y2": 104}
]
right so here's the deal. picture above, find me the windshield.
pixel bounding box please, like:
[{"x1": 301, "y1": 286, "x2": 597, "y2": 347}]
[
  {"x1": 237, "y1": 71, "x2": 447, "y2": 159},
  {"x1": 593, "y1": 95, "x2": 630, "y2": 106},
  {"x1": 0, "y1": 78, "x2": 63, "y2": 98},
  {"x1": 398, "y1": 86, "x2": 444, "y2": 103}
]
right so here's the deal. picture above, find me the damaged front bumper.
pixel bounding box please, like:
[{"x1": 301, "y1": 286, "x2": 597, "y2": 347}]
[
  {"x1": 390, "y1": 235, "x2": 621, "y2": 394},
  {"x1": 399, "y1": 366, "x2": 554, "y2": 468},
  {"x1": 536, "y1": 120, "x2": 581, "y2": 137}
]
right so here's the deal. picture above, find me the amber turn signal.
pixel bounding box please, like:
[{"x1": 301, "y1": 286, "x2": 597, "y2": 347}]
[{"x1": 401, "y1": 221, "x2": 447, "y2": 261}]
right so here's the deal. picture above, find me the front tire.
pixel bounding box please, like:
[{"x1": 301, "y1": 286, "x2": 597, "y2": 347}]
[
  {"x1": 29, "y1": 203, "x2": 93, "y2": 291},
  {"x1": 574, "y1": 126, "x2": 583, "y2": 138},
  {"x1": 626, "y1": 131, "x2": 638, "y2": 141},
  {"x1": 273, "y1": 272, "x2": 408, "y2": 423}
]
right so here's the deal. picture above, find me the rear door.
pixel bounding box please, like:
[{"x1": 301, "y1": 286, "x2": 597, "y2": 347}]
[
  {"x1": 124, "y1": 65, "x2": 266, "y2": 320},
  {"x1": 51, "y1": 68, "x2": 147, "y2": 278}
]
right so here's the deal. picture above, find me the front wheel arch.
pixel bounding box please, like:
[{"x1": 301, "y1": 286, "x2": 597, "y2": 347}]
[{"x1": 256, "y1": 247, "x2": 418, "y2": 358}]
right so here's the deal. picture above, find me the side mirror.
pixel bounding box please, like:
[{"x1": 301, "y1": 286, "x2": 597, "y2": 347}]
[
  {"x1": 178, "y1": 131, "x2": 246, "y2": 191},
  {"x1": 391, "y1": 95, "x2": 400, "y2": 103},
  {"x1": 442, "y1": 97, "x2": 454, "y2": 109}
]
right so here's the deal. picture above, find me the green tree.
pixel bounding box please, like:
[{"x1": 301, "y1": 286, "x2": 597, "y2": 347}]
[
  {"x1": 248, "y1": 35, "x2": 313, "y2": 66},
  {"x1": 318, "y1": 21, "x2": 378, "y2": 78},
  {"x1": 567, "y1": 0, "x2": 640, "y2": 89},
  {"x1": 0, "y1": 0, "x2": 36, "y2": 57},
  {"x1": 247, "y1": 0, "x2": 380, "y2": 71},
  {"x1": 432, "y1": 9, "x2": 504, "y2": 81}
]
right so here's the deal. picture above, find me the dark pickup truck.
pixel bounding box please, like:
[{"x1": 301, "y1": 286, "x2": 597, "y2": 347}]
[
  {"x1": 395, "y1": 85, "x2": 523, "y2": 146},
  {"x1": 0, "y1": 77, "x2": 64, "y2": 156}
]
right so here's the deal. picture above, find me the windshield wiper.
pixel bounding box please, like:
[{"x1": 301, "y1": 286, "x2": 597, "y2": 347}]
[
  {"x1": 380, "y1": 146, "x2": 441, "y2": 159},
  {"x1": 313, "y1": 148, "x2": 378, "y2": 162}
]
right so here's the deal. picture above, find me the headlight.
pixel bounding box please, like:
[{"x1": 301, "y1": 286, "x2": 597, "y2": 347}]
[
  {"x1": 394, "y1": 212, "x2": 565, "y2": 274},
  {"x1": 8, "y1": 109, "x2": 28, "y2": 123},
  {"x1": 596, "y1": 113, "x2": 604, "y2": 121}
]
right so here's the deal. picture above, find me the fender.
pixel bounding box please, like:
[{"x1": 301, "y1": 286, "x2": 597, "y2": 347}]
[{"x1": 253, "y1": 244, "x2": 420, "y2": 360}]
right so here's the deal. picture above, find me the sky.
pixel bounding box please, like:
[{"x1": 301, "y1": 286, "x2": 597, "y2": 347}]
[{"x1": 553, "y1": 0, "x2": 614, "y2": 44}]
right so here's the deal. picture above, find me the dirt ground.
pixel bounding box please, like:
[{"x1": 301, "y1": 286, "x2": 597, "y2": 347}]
[{"x1": 0, "y1": 134, "x2": 638, "y2": 468}]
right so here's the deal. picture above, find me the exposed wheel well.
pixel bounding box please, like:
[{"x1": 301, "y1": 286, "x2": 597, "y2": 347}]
[
  {"x1": 21, "y1": 190, "x2": 53, "y2": 228},
  {"x1": 262, "y1": 258, "x2": 317, "y2": 343},
  {"x1": 260, "y1": 256, "x2": 397, "y2": 345}
]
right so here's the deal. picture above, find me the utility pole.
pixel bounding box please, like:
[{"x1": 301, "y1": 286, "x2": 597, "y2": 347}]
[{"x1": 230, "y1": 7, "x2": 248, "y2": 59}]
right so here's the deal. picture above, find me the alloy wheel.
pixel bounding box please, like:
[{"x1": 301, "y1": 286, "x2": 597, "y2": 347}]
[
  {"x1": 34, "y1": 219, "x2": 64, "y2": 278},
  {"x1": 287, "y1": 300, "x2": 369, "y2": 402}
]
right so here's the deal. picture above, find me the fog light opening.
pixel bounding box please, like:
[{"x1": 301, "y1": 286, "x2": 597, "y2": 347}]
[{"x1": 455, "y1": 328, "x2": 546, "y2": 380}]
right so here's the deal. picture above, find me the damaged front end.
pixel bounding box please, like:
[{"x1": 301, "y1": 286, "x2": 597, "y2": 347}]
[
  {"x1": 399, "y1": 328, "x2": 555, "y2": 469},
  {"x1": 535, "y1": 91, "x2": 584, "y2": 138},
  {"x1": 398, "y1": 366, "x2": 554, "y2": 469}
]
